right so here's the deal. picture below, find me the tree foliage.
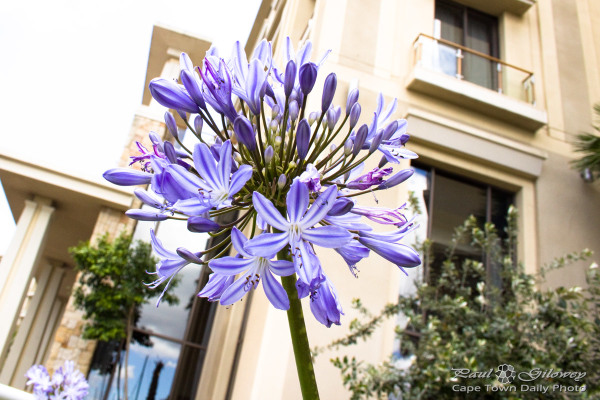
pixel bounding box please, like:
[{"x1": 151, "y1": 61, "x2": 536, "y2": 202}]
[
  {"x1": 572, "y1": 104, "x2": 600, "y2": 181},
  {"x1": 69, "y1": 232, "x2": 177, "y2": 343},
  {"x1": 328, "y1": 208, "x2": 599, "y2": 399}
]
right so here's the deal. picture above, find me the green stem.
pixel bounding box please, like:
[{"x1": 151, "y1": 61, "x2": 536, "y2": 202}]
[{"x1": 278, "y1": 251, "x2": 320, "y2": 400}]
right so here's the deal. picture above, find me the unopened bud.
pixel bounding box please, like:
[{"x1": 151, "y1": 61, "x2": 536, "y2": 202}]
[
  {"x1": 193, "y1": 115, "x2": 203, "y2": 134},
  {"x1": 278, "y1": 174, "x2": 287, "y2": 189},
  {"x1": 289, "y1": 100, "x2": 299, "y2": 122},
  {"x1": 264, "y1": 145, "x2": 274, "y2": 163},
  {"x1": 344, "y1": 138, "x2": 353, "y2": 156},
  {"x1": 308, "y1": 111, "x2": 320, "y2": 126},
  {"x1": 164, "y1": 112, "x2": 178, "y2": 139}
]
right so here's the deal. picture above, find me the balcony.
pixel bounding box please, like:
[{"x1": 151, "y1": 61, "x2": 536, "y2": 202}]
[{"x1": 407, "y1": 34, "x2": 547, "y2": 131}]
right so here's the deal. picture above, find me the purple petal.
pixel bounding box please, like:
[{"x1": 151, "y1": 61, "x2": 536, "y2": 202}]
[
  {"x1": 198, "y1": 273, "x2": 234, "y2": 302},
  {"x1": 103, "y1": 168, "x2": 152, "y2": 186},
  {"x1": 125, "y1": 209, "x2": 168, "y2": 221},
  {"x1": 262, "y1": 271, "x2": 290, "y2": 310},
  {"x1": 251, "y1": 192, "x2": 289, "y2": 231},
  {"x1": 302, "y1": 225, "x2": 353, "y2": 248},
  {"x1": 358, "y1": 237, "x2": 421, "y2": 268},
  {"x1": 233, "y1": 116, "x2": 257, "y2": 151},
  {"x1": 300, "y1": 185, "x2": 338, "y2": 228},
  {"x1": 187, "y1": 216, "x2": 220, "y2": 232},
  {"x1": 209, "y1": 256, "x2": 254, "y2": 276},
  {"x1": 269, "y1": 260, "x2": 295, "y2": 276},
  {"x1": 149, "y1": 78, "x2": 198, "y2": 113},
  {"x1": 181, "y1": 69, "x2": 207, "y2": 110},
  {"x1": 230, "y1": 227, "x2": 251, "y2": 258},
  {"x1": 229, "y1": 165, "x2": 253, "y2": 195},
  {"x1": 217, "y1": 140, "x2": 233, "y2": 188},
  {"x1": 220, "y1": 276, "x2": 251, "y2": 305},
  {"x1": 287, "y1": 179, "x2": 309, "y2": 223},
  {"x1": 193, "y1": 143, "x2": 221, "y2": 190},
  {"x1": 244, "y1": 232, "x2": 289, "y2": 257}
]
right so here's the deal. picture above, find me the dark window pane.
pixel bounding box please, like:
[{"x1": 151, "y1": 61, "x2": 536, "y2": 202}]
[
  {"x1": 135, "y1": 263, "x2": 203, "y2": 341},
  {"x1": 430, "y1": 173, "x2": 487, "y2": 247},
  {"x1": 436, "y1": 1, "x2": 463, "y2": 44}
]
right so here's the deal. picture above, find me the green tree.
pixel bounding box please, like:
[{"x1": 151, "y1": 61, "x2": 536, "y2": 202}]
[
  {"x1": 325, "y1": 208, "x2": 599, "y2": 399},
  {"x1": 572, "y1": 104, "x2": 600, "y2": 181},
  {"x1": 69, "y1": 232, "x2": 177, "y2": 400}
]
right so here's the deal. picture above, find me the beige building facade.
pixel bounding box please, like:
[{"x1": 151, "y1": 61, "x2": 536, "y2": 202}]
[{"x1": 1, "y1": 1, "x2": 599, "y2": 399}]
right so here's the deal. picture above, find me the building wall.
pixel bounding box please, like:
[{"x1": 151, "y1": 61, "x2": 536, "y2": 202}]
[{"x1": 221, "y1": 0, "x2": 600, "y2": 399}]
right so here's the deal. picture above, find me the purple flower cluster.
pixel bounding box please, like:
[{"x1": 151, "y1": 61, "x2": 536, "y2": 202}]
[
  {"x1": 25, "y1": 361, "x2": 89, "y2": 400},
  {"x1": 103, "y1": 37, "x2": 420, "y2": 327}
]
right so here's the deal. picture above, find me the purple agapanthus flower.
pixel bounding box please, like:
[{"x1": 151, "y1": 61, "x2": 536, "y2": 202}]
[
  {"x1": 202, "y1": 227, "x2": 295, "y2": 309},
  {"x1": 245, "y1": 180, "x2": 353, "y2": 285},
  {"x1": 26, "y1": 361, "x2": 88, "y2": 400},
  {"x1": 103, "y1": 36, "x2": 421, "y2": 329}
]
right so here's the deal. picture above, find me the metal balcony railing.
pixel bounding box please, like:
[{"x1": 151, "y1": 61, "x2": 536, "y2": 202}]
[{"x1": 412, "y1": 34, "x2": 536, "y2": 105}]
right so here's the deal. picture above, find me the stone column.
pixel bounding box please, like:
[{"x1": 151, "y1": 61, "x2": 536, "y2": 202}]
[
  {"x1": 0, "y1": 197, "x2": 54, "y2": 370},
  {"x1": 0, "y1": 261, "x2": 65, "y2": 388}
]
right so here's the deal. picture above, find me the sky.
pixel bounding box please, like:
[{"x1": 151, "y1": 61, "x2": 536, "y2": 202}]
[{"x1": 0, "y1": 0, "x2": 262, "y2": 254}]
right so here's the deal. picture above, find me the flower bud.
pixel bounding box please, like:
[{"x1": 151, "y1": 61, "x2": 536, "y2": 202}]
[
  {"x1": 296, "y1": 119, "x2": 310, "y2": 160},
  {"x1": 194, "y1": 115, "x2": 203, "y2": 134},
  {"x1": 275, "y1": 136, "x2": 282, "y2": 145},
  {"x1": 233, "y1": 115, "x2": 257, "y2": 151},
  {"x1": 164, "y1": 112, "x2": 178, "y2": 140},
  {"x1": 177, "y1": 110, "x2": 187, "y2": 122},
  {"x1": 377, "y1": 169, "x2": 414, "y2": 190},
  {"x1": 369, "y1": 130, "x2": 383, "y2": 154},
  {"x1": 353, "y1": 124, "x2": 369, "y2": 156},
  {"x1": 181, "y1": 69, "x2": 207, "y2": 110},
  {"x1": 179, "y1": 52, "x2": 194, "y2": 71},
  {"x1": 188, "y1": 216, "x2": 221, "y2": 233},
  {"x1": 284, "y1": 60, "x2": 297, "y2": 97},
  {"x1": 271, "y1": 104, "x2": 280, "y2": 119},
  {"x1": 346, "y1": 88, "x2": 359, "y2": 115},
  {"x1": 270, "y1": 119, "x2": 279, "y2": 132},
  {"x1": 125, "y1": 209, "x2": 168, "y2": 221},
  {"x1": 163, "y1": 141, "x2": 178, "y2": 164},
  {"x1": 327, "y1": 197, "x2": 354, "y2": 216},
  {"x1": 278, "y1": 174, "x2": 287, "y2": 189},
  {"x1": 149, "y1": 78, "x2": 198, "y2": 113},
  {"x1": 299, "y1": 62, "x2": 318, "y2": 95},
  {"x1": 326, "y1": 106, "x2": 341, "y2": 131},
  {"x1": 176, "y1": 247, "x2": 204, "y2": 264},
  {"x1": 234, "y1": 153, "x2": 243, "y2": 164},
  {"x1": 289, "y1": 100, "x2": 299, "y2": 122},
  {"x1": 103, "y1": 168, "x2": 152, "y2": 186},
  {"x1": 383, "y1": 120, "x2": 399, "y2": 141},
  {"x1": 349, "y1": 103, "x2": 361, "y2": 129},
  {"x1": 308, "y1": 111, "x2": 320, "y2": 126},
  {"x1": 264, "y1": 145, "x2": 274, "y2": 163},
  {"x1": 344, "y1": 138, "x2": 353, "y2": 156},
  {"x1": 321, "y1": 73, "x2": 337, "y2": 113}
]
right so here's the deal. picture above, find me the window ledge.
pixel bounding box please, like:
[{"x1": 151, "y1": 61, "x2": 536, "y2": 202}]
[
  {"x1": 453, "y1": 0, "x2": 535, "y2": 16},
  {"x1": 407, "y1": 66, "x2": 547, "y2": 131}
]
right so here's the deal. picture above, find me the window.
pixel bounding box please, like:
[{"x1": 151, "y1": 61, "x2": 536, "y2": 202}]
[
  {"x1": 410, "y1": 163, "x2": 514, "y2": 287},
  {"x1": 435, "y1": 0, "x2": 499, "y2": 90},
  {"x1": 85, "y1": 217, "x2": 228, "y2": 400}
]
